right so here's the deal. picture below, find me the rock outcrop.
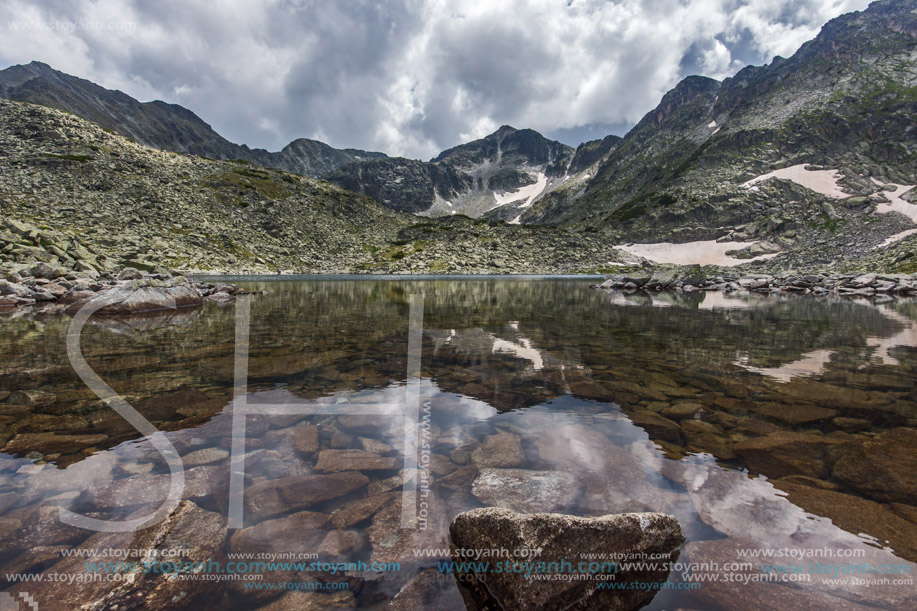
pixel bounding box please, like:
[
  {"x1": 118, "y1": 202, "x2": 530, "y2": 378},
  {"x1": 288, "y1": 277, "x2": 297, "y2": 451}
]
[{"x1": 448, "y1": 507, "x2": 683, "y2": 610}]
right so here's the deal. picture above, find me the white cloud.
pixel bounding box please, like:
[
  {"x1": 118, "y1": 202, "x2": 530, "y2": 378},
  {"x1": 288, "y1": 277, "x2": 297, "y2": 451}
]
[{"x1": 0, "y1": 0, "x2": 871, "y2": 158}]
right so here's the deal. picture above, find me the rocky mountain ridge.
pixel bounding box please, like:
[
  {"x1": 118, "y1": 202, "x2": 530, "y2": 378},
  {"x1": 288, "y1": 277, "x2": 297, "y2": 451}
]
[
  {"x1": 2, "y1": 0, "x2": 916, "y2": 275},
  {"x1": 520, "y1": 0, "x2": 917, "y2": 273},
  {"x1": 0, "y1": 61, "x2": 387, "y2": 178},
  {"x1": 0, "y1": 62, "x2": 618, "y2": 222},
  {"x1": 327, "y1": 125, "x2": 599, "y2": 219},
  {"x1": 0, "y1": 98, "x2": 628, "y2": 279}
]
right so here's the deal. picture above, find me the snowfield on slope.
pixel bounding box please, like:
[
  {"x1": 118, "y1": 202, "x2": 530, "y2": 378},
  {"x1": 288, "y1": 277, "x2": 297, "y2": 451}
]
[
  {"x1": 614, "y1": 240, "x2": 779, "y2": 267},
  {"x1": 741, "y1": 164, "x2": 850, "y2": 198},
  {"x1": 493, "y1": 172, "x2": 547, "y2": 209},
  {"x1": 743, "y1": 165, "x2": 917, "y2": 248}
]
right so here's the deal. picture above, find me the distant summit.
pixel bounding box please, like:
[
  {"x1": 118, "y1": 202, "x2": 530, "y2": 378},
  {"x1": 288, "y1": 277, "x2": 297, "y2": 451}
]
[{"x1": 327, "y1": 125, "x2": 612, "y2": 219}]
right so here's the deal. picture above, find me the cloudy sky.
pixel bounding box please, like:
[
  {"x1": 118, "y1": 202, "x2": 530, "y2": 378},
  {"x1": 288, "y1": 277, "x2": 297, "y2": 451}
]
[{"x1": 1, "y1": 0, "x2": 870, "y2": 159}]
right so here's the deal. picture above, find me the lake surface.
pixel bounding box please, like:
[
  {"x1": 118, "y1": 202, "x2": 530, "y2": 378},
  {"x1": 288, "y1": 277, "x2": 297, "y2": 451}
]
[{"x1": 0, "y1": 277, "x2": 915, "y2": 609}]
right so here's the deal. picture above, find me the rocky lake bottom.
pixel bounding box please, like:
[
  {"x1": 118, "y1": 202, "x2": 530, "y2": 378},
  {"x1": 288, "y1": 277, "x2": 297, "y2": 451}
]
[{"x1": 0, "y1": 277, "x2": 915, "y2": 609}]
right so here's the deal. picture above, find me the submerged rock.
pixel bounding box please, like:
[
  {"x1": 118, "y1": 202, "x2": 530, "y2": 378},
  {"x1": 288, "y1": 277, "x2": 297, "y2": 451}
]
[
  {"x1": 257, "y1": 590, "x2": 356, "y2": 610},
  {"x1": 244, "y1": 472, "x2": 369, "y2": 519},
  {"x1": 471, "y1": 468, "x2": 582, "y2": 513},
  {"x1": 733, "y1": 431, "x2": 848, "y2": 479},
  {"x1": 386, "y1": 568, "x2": 465, "y2": 610},
  {"x1": 5, "y1": 500, "x2": 229, "y2": 611},
  {"x1": 831, "y1": 429, "x2": 917, "y2": 504},
  {"x1": 315, "y1": 449, "x2": 397, "y2": 472},
  {"x1": 773, "y1": 478, "x2": 917, "y2": 562},
  {"x1": 470, "y1": 432, "x2": 525, "y2": 468},
  {"x1": 449, "y1": 507, "x2": 683, "y2": 611}
]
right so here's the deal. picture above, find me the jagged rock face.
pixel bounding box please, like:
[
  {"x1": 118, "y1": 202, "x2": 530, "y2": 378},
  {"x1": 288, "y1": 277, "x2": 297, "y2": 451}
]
[
  {"x1": 327, "y1": 157, "x2": 472, "y2": 214},
  {"x1": 327, "y1": 125, "x2": 577, "y2": 219},
  {"x1": 522, "y1": 0, "x2": 917, "y2": 267},
  {"x1": 0, "y1": 61, "x2": 387, "y2": 177},
  {"x1": 567, "y1": 135, "x2": 622, "y2": 176}
]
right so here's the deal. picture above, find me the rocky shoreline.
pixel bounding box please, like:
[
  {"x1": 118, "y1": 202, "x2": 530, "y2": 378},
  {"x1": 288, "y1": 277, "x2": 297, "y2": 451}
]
[
  {"x1": 0, "y1": 262, "x2": 248, "y2": 313},
  {"x1": 5, "y1": 262, "x2": 917, "y2": 315},
  {"x1": 593, "y1": 266, "x2": 917, "y2": 297}
]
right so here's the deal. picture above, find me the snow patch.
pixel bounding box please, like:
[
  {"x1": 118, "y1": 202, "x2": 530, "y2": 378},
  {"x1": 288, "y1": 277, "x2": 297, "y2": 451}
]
[
  {"x1": 742, "y1": 164, "x2": 849, "y2": 199},
  {"x1": 871, "y1": 179, "x2": 917, "y2": 223},
  {"x1": 876, "y1": 228, "x2": 917, "y2": 248},
  {"x1": 613, "y1": 240, "x2": 779, "y2": 267},
  {"x1": 493, "y1": 172, "x2": 547, "y2": 209}
]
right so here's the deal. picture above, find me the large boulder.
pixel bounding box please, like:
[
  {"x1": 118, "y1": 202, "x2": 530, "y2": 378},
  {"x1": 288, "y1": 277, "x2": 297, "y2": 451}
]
[
  {"x1": 449, "y1": 507, "x2": 683, "y2": 611},
  {"x1": 68, "y1": 279, "x2": 203, "y2": 315}
]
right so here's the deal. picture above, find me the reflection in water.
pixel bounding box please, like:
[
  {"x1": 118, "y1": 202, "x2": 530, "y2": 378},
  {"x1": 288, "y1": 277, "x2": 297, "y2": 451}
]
[
  {"x1": 0, "y1": 279, "x2": 915, "y2": 609},
  {"x1": 867, "y1": 305, "x2": 917, "y2": 367},
  {"x1": 736, "y1": 349, "x2": 836, "y2": 382}
]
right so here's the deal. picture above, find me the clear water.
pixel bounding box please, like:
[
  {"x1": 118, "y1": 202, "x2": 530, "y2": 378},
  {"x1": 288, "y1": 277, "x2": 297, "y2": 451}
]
[{"x1": 0, "y1": 278, "x2": 915, "y2": 609}]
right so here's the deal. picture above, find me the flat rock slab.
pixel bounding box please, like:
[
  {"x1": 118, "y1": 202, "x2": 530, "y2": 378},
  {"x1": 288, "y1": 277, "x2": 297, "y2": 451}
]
[
  {"x1": 733, "y1": 431, "x2": 848, "y2": 479},
  {"x1": 470, "y1": 432, "x2": 525, "y2": 468},
  {"x1": 449, "y1": 507, "x2": 683, "y2": 611},
  {"x1": 6, "y1": 501, "x2": 228, "y2": 611},
  {"x1": 315, "y1": 449, "x2": 397, "y2": 472},
  {"x1": 244, "y1": 471, "x2": 369, "y2": 519},
  {"x1": 831, "y1": 429, "x2": 917, "y2": 504},
  {"x1": 69, "y1": 280, "x2": 203, "y2": 315},
  {"x1": 471, "y1": 469, "x2": 582, "y2": 514}
]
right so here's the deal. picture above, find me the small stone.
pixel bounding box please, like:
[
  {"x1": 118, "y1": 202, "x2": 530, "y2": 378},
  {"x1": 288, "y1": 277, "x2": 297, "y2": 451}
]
[
  {"x1": 358, "y1": 436, "x2": 393, "y2": 454},
  {"x1": 4, "y1": 433, "x2": 107, "y2": 455},
  {"x1": 257, "y1": 590, "x2": 356, "y2": 611},
  {"x1": 182, "y1": 447, "x2": 229, "y2": 467},
  {"x1": 245, "y1": 472, "x2": 369, "y2": 519},
  {"x1": 7, "y1": 390, "x2": 56, "y2": 406},
  {"x1": 117, "y1": 266, "x2": 144, "y2": 280},
  {"x1": 628, "y1": 410, "x2": 681, "y2": 442},
  {"x1": 660, "y1": 402, "x2": 704, "y2": 420},
  {"x1": 318, "y1": 529, "x2": 362, "y2": 555},
  {"x1": 832, "y1": 431, "x2": 917, "y2": 504},
  {"x1": 680, "y1": 420, "x2": 735, "y2": 459},
  {"x1": 293, "y1": 425, "x2": 319, "y2": 454},
  {"x1": 29, "y1": 262, "x2": 62, "y2": 280}
]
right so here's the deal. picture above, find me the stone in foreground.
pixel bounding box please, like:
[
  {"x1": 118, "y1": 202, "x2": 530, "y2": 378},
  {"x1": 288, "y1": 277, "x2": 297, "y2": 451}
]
[{"x1": 449, "y1": 507, "x2": 683, "y2": 611}]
